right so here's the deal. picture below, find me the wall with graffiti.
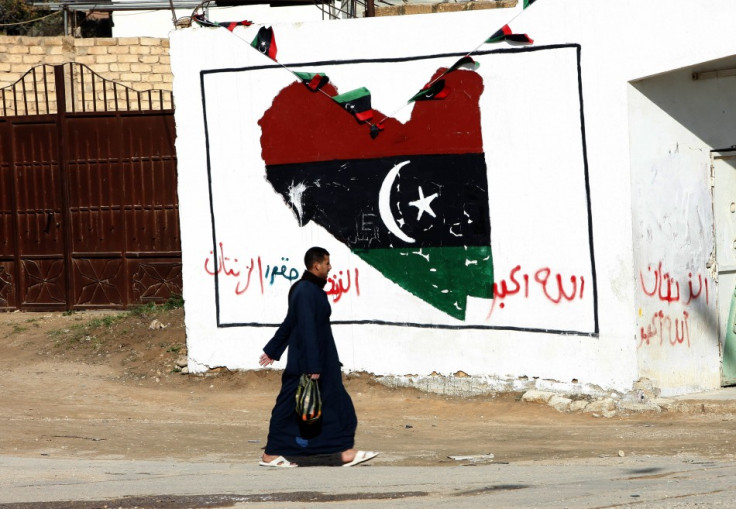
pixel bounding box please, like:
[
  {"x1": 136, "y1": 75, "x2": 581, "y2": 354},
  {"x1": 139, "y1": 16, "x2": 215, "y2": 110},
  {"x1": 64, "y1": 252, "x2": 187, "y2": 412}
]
[
  {"x1": 629, "y1": 58, "x2": 736, "y2": 395},
  {"x1": 171, "y1": 1, "x2": 736, "y2": 395}
]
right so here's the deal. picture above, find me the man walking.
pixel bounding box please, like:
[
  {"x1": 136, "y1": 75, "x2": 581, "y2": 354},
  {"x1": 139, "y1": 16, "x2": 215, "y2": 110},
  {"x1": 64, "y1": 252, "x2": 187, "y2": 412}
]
[{"x1": 258, "y1": 246, "x2": 378, "y2": 467}]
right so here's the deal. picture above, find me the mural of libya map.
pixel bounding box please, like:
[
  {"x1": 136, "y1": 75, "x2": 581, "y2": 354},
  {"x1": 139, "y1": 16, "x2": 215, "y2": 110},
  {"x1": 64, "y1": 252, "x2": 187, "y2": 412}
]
[
  {"x1": 200, "y1": 45, "x2": 598, "y2": 335},
  {"x1": 260, "y1": 68, "x2": 492, "y2": 320}
]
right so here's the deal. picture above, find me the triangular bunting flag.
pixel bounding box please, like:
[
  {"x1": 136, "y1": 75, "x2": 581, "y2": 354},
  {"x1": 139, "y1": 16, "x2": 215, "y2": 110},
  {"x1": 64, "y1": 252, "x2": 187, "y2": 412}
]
[
  {"x1": 192, "y1": 14, "x2": 253, "y2": 30},
  {"x1": 251, "y1": 26, "x2": 277, "y2": 60},
  {"x1": 523, "y1": 0, "x2": 538, "y2": 8},
  {"x1": 369, "y1": 123, "x2": 384, "y2": 139},
  {"x1": 332, "y1": 87, "x2": 373, "y2": 122},
  {"x1": 485, "y1": 24, "x2": 534, "y2": 44},
  {"x1": 192, "y1": 13, "x2": 219, "y2": 28},
  {"x1": 446, "y1": 56, "x2": 480, "y2": 74},
  {"x1": 223, "y1": 20, "x2": 253, "y2": 31},
  {"x1": 409, "y1": 80, "x2": 450, "y2": 102},
  {"x1": 295, "y1": 71, "x2": 330, "y2": 92}
]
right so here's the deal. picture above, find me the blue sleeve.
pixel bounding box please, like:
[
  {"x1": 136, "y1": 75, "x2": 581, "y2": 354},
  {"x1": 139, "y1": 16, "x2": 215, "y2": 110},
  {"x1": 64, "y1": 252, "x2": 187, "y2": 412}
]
[
  {"x1": 262, "y1": 289, "x2": 297, "y2": 360},
  {"x1": 263, "y1": 309, "x2": 292, "y2": 361},
  {"x1": 296, "y1": 288, "x2": 322, "y2": 374}
]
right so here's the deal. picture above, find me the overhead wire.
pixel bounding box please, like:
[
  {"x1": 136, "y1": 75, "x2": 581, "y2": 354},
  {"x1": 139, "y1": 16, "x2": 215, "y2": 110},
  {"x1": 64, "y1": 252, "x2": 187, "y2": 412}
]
[{"x1": 0, "y1": 10, "x2": 61, "y2": 27}]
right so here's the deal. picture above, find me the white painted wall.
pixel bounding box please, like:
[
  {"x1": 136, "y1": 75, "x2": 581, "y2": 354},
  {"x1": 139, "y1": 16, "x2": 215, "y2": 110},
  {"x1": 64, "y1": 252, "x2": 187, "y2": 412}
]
[
  {"x1": 170, "y1": 0, "x2": 736, "y2": 395},
  {"x1": 629, "y1": 56, "x2": 736, "y2": 396}
]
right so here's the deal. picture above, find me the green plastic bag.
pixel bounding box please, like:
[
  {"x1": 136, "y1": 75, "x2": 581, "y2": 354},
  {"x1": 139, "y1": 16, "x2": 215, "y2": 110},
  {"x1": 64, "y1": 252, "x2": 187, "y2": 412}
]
[{"x1": 295, "y1": 374, "x2": 322, "y2": 423}]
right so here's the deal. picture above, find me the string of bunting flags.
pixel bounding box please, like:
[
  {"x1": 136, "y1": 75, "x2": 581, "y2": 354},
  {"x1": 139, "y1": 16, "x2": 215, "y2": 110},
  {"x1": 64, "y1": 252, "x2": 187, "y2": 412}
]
[{"x1": 192, "y1": 0, "x2": 539, "y2": 138}]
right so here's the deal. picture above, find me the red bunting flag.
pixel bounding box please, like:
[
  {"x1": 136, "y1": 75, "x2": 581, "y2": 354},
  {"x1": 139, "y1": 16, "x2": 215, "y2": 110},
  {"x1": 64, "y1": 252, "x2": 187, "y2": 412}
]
[
  {"x1": 295, "y1": 71, "x2": 330, "y2": 92},
  {"x1": 485, "y1": 24, "x2": 533, "y2": 44},
  {"x1": 223, "y1": 20, "x2": 253, "y2": 31}
]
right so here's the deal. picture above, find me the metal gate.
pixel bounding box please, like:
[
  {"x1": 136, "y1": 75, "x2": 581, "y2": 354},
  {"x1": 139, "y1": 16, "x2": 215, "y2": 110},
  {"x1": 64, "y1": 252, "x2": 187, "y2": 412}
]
[
  {"x1": 0, "y1": 63, "x2": 181, "y2": 311},
  {"x1": 712, "y1": 150, "x2": 736, "y2": 385}
]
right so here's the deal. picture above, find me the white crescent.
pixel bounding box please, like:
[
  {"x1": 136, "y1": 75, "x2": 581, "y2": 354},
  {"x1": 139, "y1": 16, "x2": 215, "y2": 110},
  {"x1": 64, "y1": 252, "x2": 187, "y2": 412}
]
[{"x1": 378, "y1": 160, "x2": 415, "y2": 243}]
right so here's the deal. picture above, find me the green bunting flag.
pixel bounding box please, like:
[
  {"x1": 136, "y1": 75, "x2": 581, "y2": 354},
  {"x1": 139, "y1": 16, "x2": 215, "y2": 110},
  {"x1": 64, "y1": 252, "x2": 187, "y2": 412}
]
[
  {"x1": 251, "y1": 26, "x2": 277, "y2": 60},
  {"x1": 295, "y1": 71, "x2": 330, "y2": 92},
  {"x1": 409, "y1": 80, "x2": 449, "y2": 102},
  {"x1": 485, "y1": 24, "x2": 533, "y2": 44},
  {"x1": 446, "y1": 56, "x2": 480, "y2": 74},
  {"x1": 332, "y1": 87, "x2": 373, "y2": 122},
  {"x1": 523, "y1": 0, "x2": 538, "y2": 8}
]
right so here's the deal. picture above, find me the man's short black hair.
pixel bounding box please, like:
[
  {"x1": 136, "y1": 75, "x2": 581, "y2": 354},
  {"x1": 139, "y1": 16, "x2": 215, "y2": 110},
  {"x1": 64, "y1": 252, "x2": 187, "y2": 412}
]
[{"x1": 304, "y1": 246, "x2": 330, "y2": 269}]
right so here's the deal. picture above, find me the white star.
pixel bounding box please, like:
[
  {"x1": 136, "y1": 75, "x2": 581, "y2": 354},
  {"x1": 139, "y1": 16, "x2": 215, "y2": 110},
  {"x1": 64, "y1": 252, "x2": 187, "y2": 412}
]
[{"x1": 408, "y1": 186, "x2": 438, "y2": 221}]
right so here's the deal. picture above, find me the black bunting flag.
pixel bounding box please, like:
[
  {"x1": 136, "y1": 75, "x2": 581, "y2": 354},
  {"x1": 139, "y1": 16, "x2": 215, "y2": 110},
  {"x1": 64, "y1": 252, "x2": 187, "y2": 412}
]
[
  {"x1": 485, "y1": 24, "x2": 534, "y2": 44},
  {"x1": 192, "y1": 13, "x2": 218, "y2": 27},
  {"x1": 251, "y1": 26, "x2": 277, "y2": 60},
  {"x1": 446, "y1": 56, "x2": 480, "y2": 74},
  {"x1": 192, "y1": 14, "x2": 253, "y2": 30},
  {"x1": 523, "y1": 0, "x2": 538, "y2": 8},
  {"x1": 332, "y1": 87, "x2": 373, "y2": 122},
  {"x1": 409, "y1": 80, "x2": 449, "y2": 102}
]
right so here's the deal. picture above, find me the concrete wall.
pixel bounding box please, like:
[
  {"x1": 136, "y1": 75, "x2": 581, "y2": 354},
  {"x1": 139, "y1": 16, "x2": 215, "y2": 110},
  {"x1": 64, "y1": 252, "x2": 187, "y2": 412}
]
[{"x1": 170, "y1": 0, "x2": 736, "y2": 396}]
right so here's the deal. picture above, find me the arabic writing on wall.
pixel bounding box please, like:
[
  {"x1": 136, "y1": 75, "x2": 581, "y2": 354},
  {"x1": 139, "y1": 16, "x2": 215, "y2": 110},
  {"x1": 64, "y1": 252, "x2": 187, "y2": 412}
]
[
  {"x1": 486, "y1": 265, "x2": 585, "y2": 320},
  {"x1": 638, "y1": 262, "x2": 710, "y2": 348},
  {"x1": 204, "y1": 242, "x2": 359, "y2": 302},
  {"x1": 639, "y1": 309, "x2": 690, "y2": 348}
]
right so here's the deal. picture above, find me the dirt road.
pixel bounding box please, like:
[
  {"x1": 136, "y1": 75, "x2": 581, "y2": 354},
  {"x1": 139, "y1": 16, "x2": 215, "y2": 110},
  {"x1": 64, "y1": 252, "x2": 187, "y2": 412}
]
[{"x1": 1, "y1": 307, "x2": 735, "y2": 467}]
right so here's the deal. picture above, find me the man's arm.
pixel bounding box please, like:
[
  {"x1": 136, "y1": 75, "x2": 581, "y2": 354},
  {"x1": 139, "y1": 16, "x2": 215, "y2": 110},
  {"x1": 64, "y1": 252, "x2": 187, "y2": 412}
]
[{"x1": 261, "y1": 296, "x2": 296, "y2": 362}]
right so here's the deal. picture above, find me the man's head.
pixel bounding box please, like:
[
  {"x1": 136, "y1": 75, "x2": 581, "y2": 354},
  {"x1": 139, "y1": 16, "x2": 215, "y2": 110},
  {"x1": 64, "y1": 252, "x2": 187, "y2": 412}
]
[{"x1": 304, "y1": 246, "x2": 331, "y2": 279}]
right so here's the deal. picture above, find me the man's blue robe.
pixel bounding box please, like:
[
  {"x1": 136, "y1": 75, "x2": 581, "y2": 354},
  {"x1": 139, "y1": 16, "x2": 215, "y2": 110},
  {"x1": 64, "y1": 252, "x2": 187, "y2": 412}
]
[{"x1": 263, "y1": 277, "x2": 357, "y2": 456}]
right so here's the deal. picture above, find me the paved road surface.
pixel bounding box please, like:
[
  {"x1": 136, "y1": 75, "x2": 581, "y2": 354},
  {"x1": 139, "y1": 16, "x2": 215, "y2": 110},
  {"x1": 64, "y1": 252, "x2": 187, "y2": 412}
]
[{"x1": 1, "y1": 454, "x2": 734, "y2": 508}]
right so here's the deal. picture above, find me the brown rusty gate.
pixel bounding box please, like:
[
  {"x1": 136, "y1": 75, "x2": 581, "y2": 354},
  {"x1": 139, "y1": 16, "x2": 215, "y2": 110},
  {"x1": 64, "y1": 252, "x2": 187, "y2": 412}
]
[{"x1": 0, "y1": 63, "x2": 181, "y2": 311}]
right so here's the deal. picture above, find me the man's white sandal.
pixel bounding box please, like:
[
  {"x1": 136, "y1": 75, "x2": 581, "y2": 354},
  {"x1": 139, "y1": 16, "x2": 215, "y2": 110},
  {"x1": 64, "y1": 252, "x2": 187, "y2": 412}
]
[
  {"x1": 259, "y1": 456, "x2": 298, "y2": 468},
  {"x1": 342, "y1": 450, "x2": 378, "y2": 467}
]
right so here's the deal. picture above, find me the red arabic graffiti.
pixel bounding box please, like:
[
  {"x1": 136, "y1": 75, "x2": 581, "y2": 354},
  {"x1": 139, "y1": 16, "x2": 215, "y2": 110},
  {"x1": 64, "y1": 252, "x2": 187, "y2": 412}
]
[
  {"x1": 203, "y1": 242, "x2": 360, "y2": 302},
  {"x1": 204, "y1": 241, "x2": 242, "y2": 278},
  {"x1": 326, "y1": 270, "x2": 359, "y2": 303},
  {"x1": 639, "y1": 262, "x2": 709, "y2": 306},
  {"x1": 486, "y1": 265, "x2": 585, "y2": 320},
  {"x1": 639, "y1": 309, "x2": 690, "y2": 348}
]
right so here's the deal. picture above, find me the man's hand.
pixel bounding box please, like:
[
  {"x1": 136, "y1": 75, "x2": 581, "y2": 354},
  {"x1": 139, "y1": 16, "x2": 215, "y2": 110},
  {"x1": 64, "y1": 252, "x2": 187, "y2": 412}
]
[
  {"x1": 259, "y1": 352, "x2": 274, "y2": 367},
  {"x1": 309, "y1": 373, "x2": 320, "y2": 380}
]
